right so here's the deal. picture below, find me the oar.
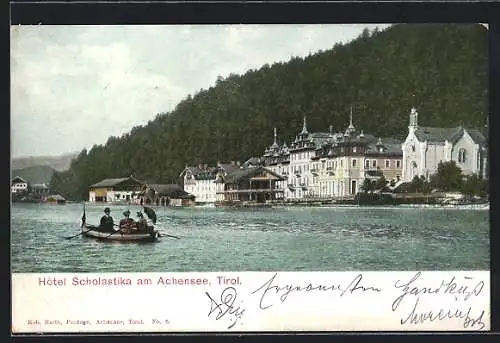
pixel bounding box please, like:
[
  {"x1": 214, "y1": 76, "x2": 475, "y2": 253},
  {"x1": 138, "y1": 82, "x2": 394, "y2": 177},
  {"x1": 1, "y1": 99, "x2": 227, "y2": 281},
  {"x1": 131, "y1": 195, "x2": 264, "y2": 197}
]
[
  {"x1": 64, "y1": 228, "x2": 93, "y2": 240},
  {"x1": 152, "y1": 221, "x2": 180, "y2": 239},
  {"x1": 65, "y1": 203, "x2": 90, "y2": 239},
  {"x1": 159, "y1": 233, "x2": 180, "y2": 239},
  {"x1": 101, "y1": 224, "x2": 124, "y2": 239}
]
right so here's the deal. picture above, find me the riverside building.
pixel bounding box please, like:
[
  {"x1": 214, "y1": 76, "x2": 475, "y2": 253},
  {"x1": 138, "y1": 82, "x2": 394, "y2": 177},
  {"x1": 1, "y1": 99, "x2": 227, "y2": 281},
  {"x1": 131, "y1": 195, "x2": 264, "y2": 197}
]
[
  {"x1": 258, "y1": 109, "x2": 403, "y2": 200},
  {"x1": 182, "y1": 106, "x2": 488, "y2": 202},
  {"x1": 401, "y1": 107, "x2": 488, "y2": 182}
]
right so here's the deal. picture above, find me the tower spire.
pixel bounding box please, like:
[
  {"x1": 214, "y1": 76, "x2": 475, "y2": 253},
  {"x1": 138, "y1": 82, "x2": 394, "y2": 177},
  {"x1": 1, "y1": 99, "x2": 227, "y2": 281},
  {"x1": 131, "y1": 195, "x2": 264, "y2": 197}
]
[
  {"x1": 300, "y1": 116, "x2": 308, "y2": 135},
  {"x1": 271, "y1": 127, "x2": 279, "y2": 148},
  {"x1": 346, "y1": 105, "x2": 355, "y2": 136},
  {"x1": 409, "y1": 106, "x2": 418, "y2": 130},
  {"x1": 349, "y1": 106, "x2": 353, "y2": 127}
]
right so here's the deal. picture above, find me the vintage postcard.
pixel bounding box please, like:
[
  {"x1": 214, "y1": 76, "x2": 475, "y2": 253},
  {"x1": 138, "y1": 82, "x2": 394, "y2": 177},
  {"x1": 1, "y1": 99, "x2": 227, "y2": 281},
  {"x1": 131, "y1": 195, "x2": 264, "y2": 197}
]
[{"x1": 10, "y1": 23, "x2": 490, "y2": 333}]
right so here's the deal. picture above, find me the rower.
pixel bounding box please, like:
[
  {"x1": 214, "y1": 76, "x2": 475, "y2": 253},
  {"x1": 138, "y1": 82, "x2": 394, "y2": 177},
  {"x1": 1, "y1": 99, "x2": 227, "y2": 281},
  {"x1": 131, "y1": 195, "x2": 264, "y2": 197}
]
[
  {"x1": 119, "y1": 210, "x2": 135, "y2": 231},
  {"x1": 136, "y1": 211, "x2": 148, "y2": 232},
  {"x1": 99, "y1": 207, "x2": 114, "y2": 232}
]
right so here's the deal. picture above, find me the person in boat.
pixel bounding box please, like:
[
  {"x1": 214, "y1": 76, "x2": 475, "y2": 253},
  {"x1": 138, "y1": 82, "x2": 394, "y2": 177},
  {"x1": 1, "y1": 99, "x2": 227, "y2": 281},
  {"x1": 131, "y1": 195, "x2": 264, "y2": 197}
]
[
  {"x1": 136, "y1": 211, "x2": 148, "y2": 232},
  {"x1": 99, "y1": 207, "x2": 115, "y2": 232},
  {"x1": 119, "y1": 210, "x2": 135, "y2": 232}
]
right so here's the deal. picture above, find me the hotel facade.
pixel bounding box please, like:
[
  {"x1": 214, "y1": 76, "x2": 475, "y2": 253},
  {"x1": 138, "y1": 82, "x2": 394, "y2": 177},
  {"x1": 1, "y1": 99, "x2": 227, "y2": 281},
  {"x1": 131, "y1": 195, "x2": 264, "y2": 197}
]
[{"x1": 180, "y1": 106, "x2": 488, "y2": 203}]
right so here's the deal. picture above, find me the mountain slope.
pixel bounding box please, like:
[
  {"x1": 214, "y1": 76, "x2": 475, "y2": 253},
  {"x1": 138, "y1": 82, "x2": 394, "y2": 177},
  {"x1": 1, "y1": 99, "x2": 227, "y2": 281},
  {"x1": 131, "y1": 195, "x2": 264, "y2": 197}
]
[
  {"x1": 12, "y1": 165, "x2": 55, "y2": 185},
  {"x1": 50, "y1": 23, "x2": 488, "y2": 200},
  {"x1": 11, "y1": 152, "x2": 79, "y2": 172}
]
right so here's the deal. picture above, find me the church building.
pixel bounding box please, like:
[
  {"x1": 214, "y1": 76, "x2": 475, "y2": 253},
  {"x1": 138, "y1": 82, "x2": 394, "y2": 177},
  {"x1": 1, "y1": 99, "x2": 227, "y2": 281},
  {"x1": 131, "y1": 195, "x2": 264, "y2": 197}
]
[{"x1": 401, "y1": 107, "x2": 488, "y2": 182}]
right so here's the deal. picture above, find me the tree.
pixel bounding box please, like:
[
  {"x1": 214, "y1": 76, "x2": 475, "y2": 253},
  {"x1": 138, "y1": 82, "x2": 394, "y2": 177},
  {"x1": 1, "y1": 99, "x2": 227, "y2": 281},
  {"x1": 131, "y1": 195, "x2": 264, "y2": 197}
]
[
  {"x1": 461, "y1": 173, "x2": 484, "y2": 199},
  {"x1": 374, "y1": 175, "x2": 389, "y2": 192},
  {"x1": 361, "y1": 178, "x2": 375, "y2": 193},
  {"x1": 430, "y1": 161, "x2": 464, "y2": 192}
]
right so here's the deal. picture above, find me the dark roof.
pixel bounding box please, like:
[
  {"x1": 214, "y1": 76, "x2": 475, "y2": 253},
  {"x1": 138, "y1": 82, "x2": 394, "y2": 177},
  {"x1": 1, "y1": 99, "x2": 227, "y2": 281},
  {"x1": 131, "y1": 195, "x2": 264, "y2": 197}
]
[
  {"x1": 222, "y1": 166, "x2": 286, "y2": 184},
  {"x1": 32, "y1": 183, "x2": 49, "y2": 189},
  {"x1": 11, "y1": 176, "x2": 28, "y2": 184},
  {"x1": 181, "y1": 166, "x2": 219, "y2": 180},
  {"x1": 243, "y1": 157, "x2": 264, "y2": 167},
  {"x1": 47, "y1": 194, "x2": 66, "y2": 201},
  {"x1": 366, "y1": 144, "x2": 403, "y2": 157},
  {"x1": 414, "y1": 126, "x2": 487, "y2": 146},
  {"x1": 218, "y1": 163, "x2": 242, "y2": 174},
  {"x1": 414, "y1": 126, "x2": 463, "y2": 144},
  {"x1": 89, "y1": 176, "x2": 144, "y2": 188},
  {"x1": 466, "y1": 129, "x2": 487, "y2": 146},
  {"x1": 147, "y1": 184, "x2": 193, "y2": 197},
  {"x1": 365, "y1": 137, "x2": 403, "y2": 157}
]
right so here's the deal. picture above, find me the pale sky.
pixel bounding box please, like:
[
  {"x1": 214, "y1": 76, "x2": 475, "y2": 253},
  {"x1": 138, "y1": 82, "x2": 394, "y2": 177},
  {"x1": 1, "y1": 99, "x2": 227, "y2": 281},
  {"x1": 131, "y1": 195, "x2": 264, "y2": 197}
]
[{"x1": 11, "y1": 24, "x2": 391, "y2": 158}]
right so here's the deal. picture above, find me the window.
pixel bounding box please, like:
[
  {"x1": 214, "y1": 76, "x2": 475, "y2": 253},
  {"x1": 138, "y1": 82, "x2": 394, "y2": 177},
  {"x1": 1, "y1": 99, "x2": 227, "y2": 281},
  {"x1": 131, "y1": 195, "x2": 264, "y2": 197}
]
[
  {"x1": 353, "y1": 147, "x2": 357, "y2": 153},
  {"x1": 385, "y1": 160, "x2": 390, "y2": 168},
  {"x1": 372, "y1": 160, "x2": 377, "y2": 168},
  {"x1": 365, "y1": 160, "x2": 370, "y2": 168},
  {"x1": 352, "y1": 159, "x2": 357, "y2": 167},
  {"x1": 458, "y1": 148, "x2": 467, "y2": 163},
  {"x1": 396, "y1": 160, "x2": 401, "y2": 168},
  {"x1": 411, "y1": 144, "x2": 416, "y2": 152},
  {"x1": 340, "y1": 160, "x2": 343, "y2": 167}
]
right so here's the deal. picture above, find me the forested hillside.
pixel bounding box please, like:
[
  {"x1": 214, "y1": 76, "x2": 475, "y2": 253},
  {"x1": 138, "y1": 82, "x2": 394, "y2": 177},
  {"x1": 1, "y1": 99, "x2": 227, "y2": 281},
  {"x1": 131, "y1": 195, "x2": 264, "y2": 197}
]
[{"x1": 51, "y1": 23, "x2": 489, "y2": 200}]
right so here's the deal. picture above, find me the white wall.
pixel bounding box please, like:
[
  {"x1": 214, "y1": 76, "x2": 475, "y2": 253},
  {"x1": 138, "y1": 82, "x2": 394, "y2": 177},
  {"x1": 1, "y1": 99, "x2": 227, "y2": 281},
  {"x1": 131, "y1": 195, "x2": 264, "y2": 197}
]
[
  {"x1": 452, "y1": 131, "x2": 480, "y2": 176},
  {"x1": 183, "y1": 175, "x2": 217, "y2": 203},
  {"x1": 11, "y1": 182, "x2": 28, "y2": 193}
]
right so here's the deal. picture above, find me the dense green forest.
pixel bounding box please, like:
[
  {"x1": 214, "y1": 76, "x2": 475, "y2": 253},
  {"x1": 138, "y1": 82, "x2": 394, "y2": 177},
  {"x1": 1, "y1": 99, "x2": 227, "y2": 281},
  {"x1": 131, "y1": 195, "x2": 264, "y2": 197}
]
[{"x1": 51, "y1": 23, "x2": 488, "y2": 200}]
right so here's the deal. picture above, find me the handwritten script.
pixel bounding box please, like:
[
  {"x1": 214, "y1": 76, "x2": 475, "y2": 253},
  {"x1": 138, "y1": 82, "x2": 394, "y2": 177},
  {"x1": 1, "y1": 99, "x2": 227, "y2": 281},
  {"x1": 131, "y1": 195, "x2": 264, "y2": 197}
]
[
  {"x1": 206, "y1": 287, "x2": 246, "y2": 329},
  {"x1": 392, "y1": 272, "x2": 486, "y2": 329},
  {"x1": 250, "y1": 272, "x2": 382, "y2": 310}
]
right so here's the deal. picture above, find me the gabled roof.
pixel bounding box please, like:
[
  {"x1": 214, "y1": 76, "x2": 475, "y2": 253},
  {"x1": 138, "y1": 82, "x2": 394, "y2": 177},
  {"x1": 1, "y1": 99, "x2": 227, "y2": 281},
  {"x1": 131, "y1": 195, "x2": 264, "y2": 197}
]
[
  {"x1": 89, "y1": 176, "x2": 144, "y2": 188},
  {"x1": 180, "y1": 166, "x2": 219, "y2": 180},
  {"x1": 47, "y1": 194, "x2": 66, "y2": 201},
  {"x1": 221, "y1": 166, "x2": 286, "y2": 184},
  {"x1": 218, "y1": 163, "x2": 242, "y2": 174},
  {"x1": 146, "y1": 184, "x2": 193, "y2": 197},
  {"x1": 414, "y1": 126, "x2": 488, "y2": 146},
  {"x1": 243, "y1": 157, "x2": 264, "y2": 167},
  {"x1": 414, "y1": 126, "x2": 463, "y2": 144},
  {"x1": 466, "y1": 128, "x2": 487, "y2": 146},
  {"x1": 11, "y1": 176, "x2": 28, "y2": 184}
]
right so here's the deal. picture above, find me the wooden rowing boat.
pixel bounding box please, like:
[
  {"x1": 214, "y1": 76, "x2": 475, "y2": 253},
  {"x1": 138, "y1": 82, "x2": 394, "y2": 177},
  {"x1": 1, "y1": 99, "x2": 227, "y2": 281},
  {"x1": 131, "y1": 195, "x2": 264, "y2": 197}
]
[{"x1": 81, "y1": 225, "x2": 160, "y2": 243}]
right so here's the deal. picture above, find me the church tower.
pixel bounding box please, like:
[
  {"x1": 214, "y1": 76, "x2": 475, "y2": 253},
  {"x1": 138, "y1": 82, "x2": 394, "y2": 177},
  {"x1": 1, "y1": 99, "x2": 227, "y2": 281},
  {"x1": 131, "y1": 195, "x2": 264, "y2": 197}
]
[{"x1": 408, "y1": 107, "x2": 419, "y2": 133}]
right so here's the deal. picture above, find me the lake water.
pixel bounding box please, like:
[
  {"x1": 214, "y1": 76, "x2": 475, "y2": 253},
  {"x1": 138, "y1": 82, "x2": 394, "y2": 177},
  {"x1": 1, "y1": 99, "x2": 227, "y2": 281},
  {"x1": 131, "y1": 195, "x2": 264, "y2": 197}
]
[{"x1": 11, "y1": 203, "x2": 490, "y2": 272}]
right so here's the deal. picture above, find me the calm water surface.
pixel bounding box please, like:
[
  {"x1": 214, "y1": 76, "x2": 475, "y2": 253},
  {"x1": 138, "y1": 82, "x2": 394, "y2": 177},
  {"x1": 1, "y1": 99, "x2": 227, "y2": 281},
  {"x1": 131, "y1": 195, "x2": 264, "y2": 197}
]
[{"x1": 11, "y1": 203, "x2": 489, "y2": 272}]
